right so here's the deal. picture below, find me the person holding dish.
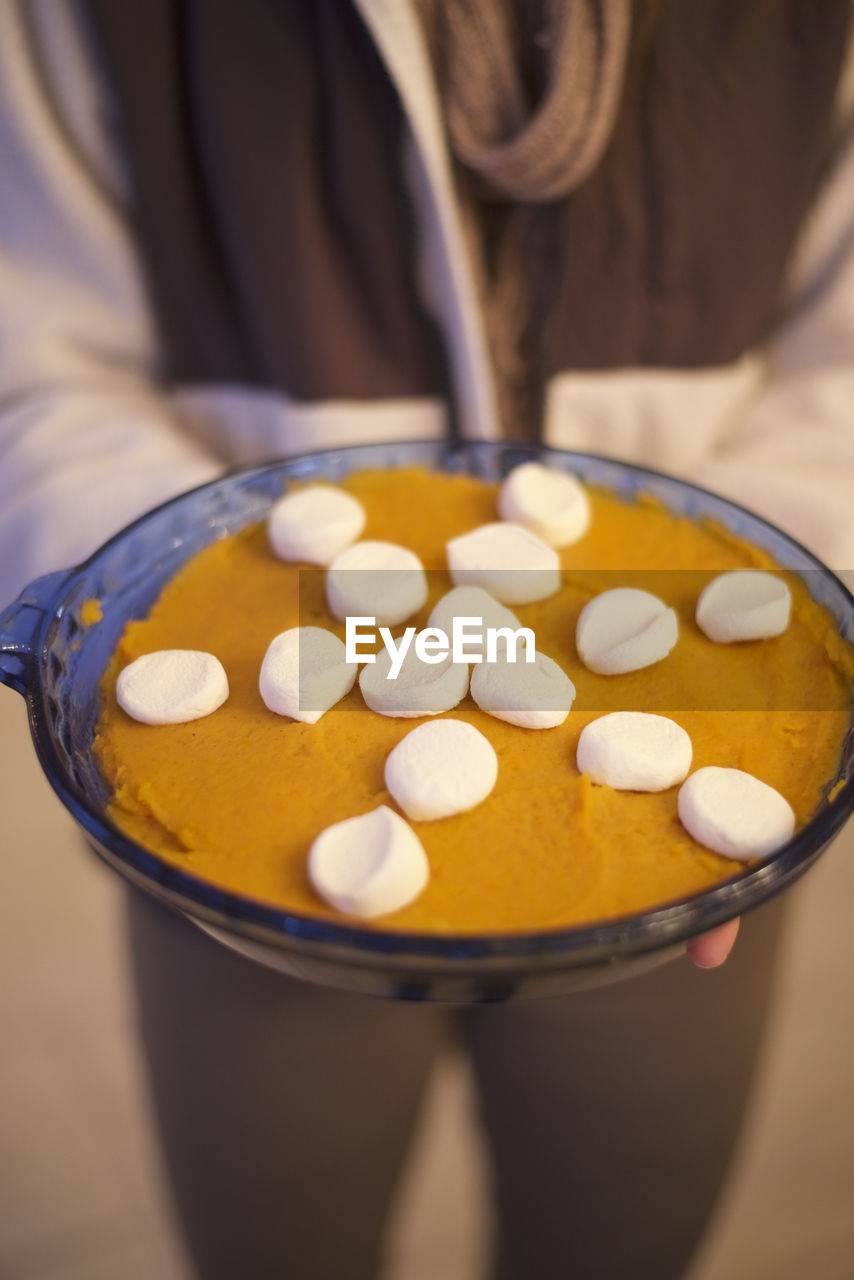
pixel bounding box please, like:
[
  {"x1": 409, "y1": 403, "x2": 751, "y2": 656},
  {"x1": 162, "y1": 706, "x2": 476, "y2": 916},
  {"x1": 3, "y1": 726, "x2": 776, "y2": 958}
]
[{"x1": 1, "y1": 2, "x2": 853, "y2": 1277}]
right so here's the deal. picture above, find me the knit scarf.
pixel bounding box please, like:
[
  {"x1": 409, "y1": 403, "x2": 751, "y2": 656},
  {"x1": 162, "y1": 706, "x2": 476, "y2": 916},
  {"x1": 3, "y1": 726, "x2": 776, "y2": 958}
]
[{"x1": 415, "y1": 0, "x2": 631, "y2": 437}]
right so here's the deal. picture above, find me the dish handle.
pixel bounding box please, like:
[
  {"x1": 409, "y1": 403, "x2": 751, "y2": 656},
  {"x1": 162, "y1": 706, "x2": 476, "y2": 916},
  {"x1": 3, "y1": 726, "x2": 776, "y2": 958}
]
[{"x1": 0, "y1": 570, "x2": 71, "y2": 696}]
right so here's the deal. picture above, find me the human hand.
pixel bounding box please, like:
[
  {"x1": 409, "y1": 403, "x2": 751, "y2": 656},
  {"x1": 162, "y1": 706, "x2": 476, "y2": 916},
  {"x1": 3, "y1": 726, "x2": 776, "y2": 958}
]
[{"x1": 686, "y1": 918, "x2": 740, "y2": 969}]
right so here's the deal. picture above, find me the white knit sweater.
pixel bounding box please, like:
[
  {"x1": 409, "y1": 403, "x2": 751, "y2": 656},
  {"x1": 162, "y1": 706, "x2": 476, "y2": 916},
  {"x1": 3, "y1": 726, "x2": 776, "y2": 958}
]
[{"x1": 1, "y1": 0, "x2": 854, "y2": 606}]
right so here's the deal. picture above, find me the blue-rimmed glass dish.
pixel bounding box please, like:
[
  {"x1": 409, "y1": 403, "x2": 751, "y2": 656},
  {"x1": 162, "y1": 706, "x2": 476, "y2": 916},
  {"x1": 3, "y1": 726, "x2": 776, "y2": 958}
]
[{"x1": 2, "y1": 440, "x2": 853, "y2": 1001}]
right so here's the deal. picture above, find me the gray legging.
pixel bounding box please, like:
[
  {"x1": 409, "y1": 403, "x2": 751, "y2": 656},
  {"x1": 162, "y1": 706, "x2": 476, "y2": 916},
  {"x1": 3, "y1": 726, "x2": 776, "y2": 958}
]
[{"x1": 127, "y1": 890, "x2": 785, "y2": 1280}]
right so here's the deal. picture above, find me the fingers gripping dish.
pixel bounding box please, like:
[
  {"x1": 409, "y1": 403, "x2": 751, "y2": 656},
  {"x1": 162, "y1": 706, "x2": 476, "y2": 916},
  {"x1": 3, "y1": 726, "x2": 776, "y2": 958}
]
[{"x1": 93, "y1": 464, "x2": 854, "y2": 934}]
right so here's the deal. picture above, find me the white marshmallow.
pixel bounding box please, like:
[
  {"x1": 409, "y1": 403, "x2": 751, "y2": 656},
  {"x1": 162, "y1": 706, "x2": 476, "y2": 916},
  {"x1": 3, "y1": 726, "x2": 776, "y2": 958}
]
[
  {"x1": 576, "y1": 588, "x2": 678, "y2": 675},
  {"x1": 677, "y1": 766, "x2": 796, "y2": 861},
  {"x1": 470, "y1": 647, "x2": 575, "y2": 729},
  {"x1": 427, "y1": 587, "x2": 524, "y2": 661},
  {"x1": 267, "y1": 484, "x2": 365, "y2": 566},
  {"x1": 308, "y1": 805, "x2": 429, "y2": 918},
  {"x1": 446, "y1": 522, "x2": 561, "y2": 605},
  {"x1": 576, "y1": 712, "x2": 692, "y2": 791},
  {"x1": 385, "y1": 720, "x2": 498, "y2": 821},
  {"x1": 116, "y1": 650, "x2": 229, "y2": 725},
  {"x1": 696, "y1": 570, "x2": 791, "y2": 643},
  {"x1": 327, "y1": 541, "x2": 428, "y2": 626},
  {"x1": 498, "y1": 462, "x2": 591, "y2": 547},
  {"x1": 259, "y1": 627, "x2": 357, "y2": 724},
  {"x1": 360, "y1": 645, "x2": 469, "y2": 718}
]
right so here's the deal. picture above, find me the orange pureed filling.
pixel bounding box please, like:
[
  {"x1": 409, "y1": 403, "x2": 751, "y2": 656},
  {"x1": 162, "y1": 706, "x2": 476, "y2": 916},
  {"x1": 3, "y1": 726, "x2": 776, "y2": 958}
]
[{"x1": 93, "y1": 468, "x2": 853, "y2": 933}]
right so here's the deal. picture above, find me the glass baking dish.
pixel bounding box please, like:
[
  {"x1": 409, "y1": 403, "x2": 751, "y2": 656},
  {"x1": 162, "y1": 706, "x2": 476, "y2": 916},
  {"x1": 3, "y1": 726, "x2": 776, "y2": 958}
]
[{"x1": 2, "y1": 440, "x2": 852, "y2": 1001}]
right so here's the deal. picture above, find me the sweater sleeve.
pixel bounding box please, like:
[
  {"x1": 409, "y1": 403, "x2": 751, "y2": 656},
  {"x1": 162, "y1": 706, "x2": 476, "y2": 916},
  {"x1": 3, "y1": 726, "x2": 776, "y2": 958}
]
[
  {"x1": 0, "y1": 2, "x2": 223, "y2": 606},
  {"x1": 688, "y1": 107, "x2": 854, "y2": 575}
]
